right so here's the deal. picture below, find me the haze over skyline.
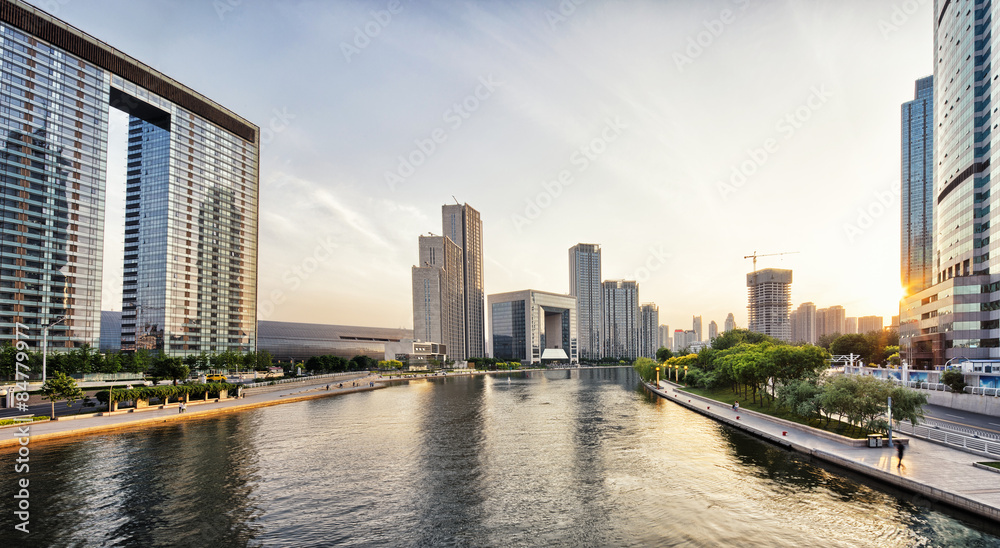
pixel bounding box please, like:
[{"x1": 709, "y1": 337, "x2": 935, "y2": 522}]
[{"x1": 27, "y1": 0, "x2": 931, "y2": 334}]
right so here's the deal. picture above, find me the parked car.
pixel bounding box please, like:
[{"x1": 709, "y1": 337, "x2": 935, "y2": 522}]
[{"x1": 206, "y1": 374, "x2": 227, "y2": 383}]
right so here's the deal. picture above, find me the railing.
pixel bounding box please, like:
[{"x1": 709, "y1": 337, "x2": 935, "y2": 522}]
[
  {"x1": 966, "y1": 386, "x2": 1000, "y2": 396},
  {"x1": 241, "y1": 371, "x2": 365, "y2": 389},
  {"x1": 896, "y1": 421, "x2": 1000, "y2": 457}
]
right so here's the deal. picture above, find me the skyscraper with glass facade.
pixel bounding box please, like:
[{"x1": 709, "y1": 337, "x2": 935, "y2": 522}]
[
  {"x1": 569, "y1": 243, "x2": 602, "y2": 360},
  {"x1": 902, "y1": 76, "x2": 934, "y2": 296},
  {"x1": 412, "y1": 235, "x2": 465, "y2": 360},
  {"x1": 442, "y1": 203, "x2": 484, "y2": 358},
  {"x1": 488, "y1": 289, "x2": 577, "y2": 365},
  {"x1": 900, "y1": 2, "x2": 1000, "y2": 367},
  {"x1": 0, "y1": 0, "x2": 258, "y2": 355}
]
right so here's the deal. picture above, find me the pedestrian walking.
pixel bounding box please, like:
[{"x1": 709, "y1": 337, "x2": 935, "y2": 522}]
[{"x1": 896, "y1": 442, "x2": 905, "y2": 467}]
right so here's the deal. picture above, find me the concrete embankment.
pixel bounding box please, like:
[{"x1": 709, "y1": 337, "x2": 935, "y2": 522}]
[
  {"x1": 0, "y1": 375, "x2": 382, "y2": 448},
  {"x1": 648, "y1": 381, "x2": 1000, "y2": 523}
]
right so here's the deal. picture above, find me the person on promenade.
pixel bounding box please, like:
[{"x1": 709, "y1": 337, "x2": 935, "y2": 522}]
[{"x1": 897, "y1": 442, "x2": 905, "y2": 468}]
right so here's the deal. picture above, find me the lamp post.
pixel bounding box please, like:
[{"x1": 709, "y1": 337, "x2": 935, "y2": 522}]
[
  {"x1": 683, "y1": 365, "x2": 688, "y2": 382},
  {"x1": 655, "y1": 366, "x2": 660, "y2": 386},
  {"x1": 42, "y1": 315, "x2": 66, "y2": 383}
]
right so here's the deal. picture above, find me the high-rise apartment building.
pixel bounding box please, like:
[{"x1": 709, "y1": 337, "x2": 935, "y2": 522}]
[
  {"x1": 442, "y1": 203, "x2": 484, "y2": 358},
  {"x1": 724, "y1": 313, "x2": 735, "y2": 332},
  {"x1": 640, "y1": 303, "x2": 659, "y2": 358},
  {"x1": 692, "y1": 315, "x2": 702, "y2": 343},
  {"x1": 658, "y1": 324, "x2": 670, "y2": 353},
  {"x1": 0, "y1": 0, "x2": 259, "y2": 354},
  {"x1": 569, "y1": 243, "x2": 602, "y2": 360},
  {"x1": 790, "y1": 302, "x2": 816, "y2": 344},
  {"x1": 858, "y1": 315, "x2": 884, "y2": 334},
  {"x1": 412, "y1": 235, "x2": 465, "y2": 360},
  {"x1": 845, "y1": 317, "x2": 858, "y2": 335},
  {"x1": 672, "y1": 329, "x2": 685, "y2": 353},
  {"x1": 601, "y1": 280, "x2": 639, "y2": 359},
  {"x1": 816, "y1": 306, "x2": 846, "y2": 339},
  {"x1": 747, "y1": 269, "x2": 791, "y2": 342},
  {"x1": 708, "y1": 320, "x2": 718, "y2": 341},
  {"x1": 902, "y1": 76, "x2": 934, "y2": 297}
]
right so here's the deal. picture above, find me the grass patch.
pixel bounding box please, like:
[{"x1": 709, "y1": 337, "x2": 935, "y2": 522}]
[
  {"x1": 675, "y1": 385, "x2": 874, "y2": 440},
  {"x1": 0, "y1": 416, "x2": 50, "y2": 427},
  {"x1": 979, "y1": 462, "x2": 1000, "y2": 470}
]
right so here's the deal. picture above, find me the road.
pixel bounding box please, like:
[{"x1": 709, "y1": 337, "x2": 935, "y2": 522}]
[{"x1": 920, "y1": 403, "x2": 1000, "y2": 439}]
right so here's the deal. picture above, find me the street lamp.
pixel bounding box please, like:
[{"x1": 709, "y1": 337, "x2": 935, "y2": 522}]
[
  {"x1": 655, "y1": 366, "x2": 660, "y2": 386},
  {"x1": 42, "y1": 315, "x2": 66, "y2": 383}
]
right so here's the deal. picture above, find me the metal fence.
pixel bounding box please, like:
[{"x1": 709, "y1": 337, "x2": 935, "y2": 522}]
[
  {"x1": 895, "y1": 421, "x2": 1000, "y2": 457},
  {"x1": 241, "y1": 371, "x2": 365, "y2": 389}
]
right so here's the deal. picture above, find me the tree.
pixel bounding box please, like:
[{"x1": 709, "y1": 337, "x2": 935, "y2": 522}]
[
  {"x1": 830, "y1": 334, "x2": 875, "y2": 364},
  {"x1": 711, "y1": 328, "x2": 776, "y2": 351},
  {"x1": 655, "y1": 347, "x2": 673, "y2": 362},
  {"x1": 941, "y1": 369, "x2": 967, "y2": 394},
  {"x1": 40, "y1": 371, "x2": 84, "y2": 418},
  {"x1": 350, "y1": 355, "x2": 377, "y2": 371},
  {"x1": 632, "y1": 357, "x2": 657, "y2": 382},
  {"x1": 152, "y1": 357, "x2": 190, "y2": 385}
]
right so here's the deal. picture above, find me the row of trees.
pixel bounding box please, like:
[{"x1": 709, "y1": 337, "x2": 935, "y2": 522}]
[
  {"x1": 302, "y1": 354, "x2": 377, "y2": 373},
  {"x1": 0, "y1": 344, "x2": 276, "y2": 380},
  {"x1": 636, "y1": 329, "x2": 926, "y2": 436}
]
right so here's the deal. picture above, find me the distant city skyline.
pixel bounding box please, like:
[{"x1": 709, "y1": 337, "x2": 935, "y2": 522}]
[{"x1": 27, "y1": 1, "x2": 931, "y2": 334}]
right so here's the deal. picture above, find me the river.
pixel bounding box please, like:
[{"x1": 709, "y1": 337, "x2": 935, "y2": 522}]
[{"x1": 2, "y1": 367, "x2": 998, "y2": 547}]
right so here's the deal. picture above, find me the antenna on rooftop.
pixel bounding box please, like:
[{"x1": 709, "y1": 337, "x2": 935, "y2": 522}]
[{"x1": 452, "y1": 195, "x2": 460, "y2": 205}]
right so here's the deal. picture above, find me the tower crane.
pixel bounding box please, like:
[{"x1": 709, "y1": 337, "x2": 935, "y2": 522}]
[{"x1": 743, "y1": 251, "x2": 799, "y2": 272}]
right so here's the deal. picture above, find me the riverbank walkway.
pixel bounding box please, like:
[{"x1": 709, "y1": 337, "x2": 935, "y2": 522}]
[
  {"x1": 650, "y1": 380, "x2": 1000, "y2": 522},
  {"x1": 0, "y1": 373, "x2": 381, "y2": 448}
]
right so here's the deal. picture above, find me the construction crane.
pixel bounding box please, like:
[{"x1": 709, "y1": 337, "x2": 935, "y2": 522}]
[{"x1": 744, "y1": 251, "x2": 799, "y2": 272}]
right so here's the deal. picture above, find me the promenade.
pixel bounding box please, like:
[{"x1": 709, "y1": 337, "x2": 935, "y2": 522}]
[
  {"x1": 650, "y1": 380, "x2": 1000, "y2": 523},
  {"x1": 0, "y1": 373, "x2": 381, "y2": 449}
]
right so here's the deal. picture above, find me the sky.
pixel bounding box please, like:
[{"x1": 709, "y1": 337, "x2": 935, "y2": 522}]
[{"x1": 25, "y1": 0, "x2": 933, "y2": 334}]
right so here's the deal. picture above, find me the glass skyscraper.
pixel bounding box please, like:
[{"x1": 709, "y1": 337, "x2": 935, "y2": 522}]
[
  {"x1": 601, "y1": 280, "x2": 639, "y2": 360},
  {"x1": 902, "y1": 76, "x2": 934, "y2": 296},
  {"x1": 569, "y1": 243, "x2": 602, "y2": 360},
  {"x1": 442, "y1": 203, "x2": 484, "y2": 358},
  {"x1": 0, "y1": 0, "x2": 258, "y2": 355},
  {"x1": 901, "y1": 2, "x2": 1000, "y2": 367}
]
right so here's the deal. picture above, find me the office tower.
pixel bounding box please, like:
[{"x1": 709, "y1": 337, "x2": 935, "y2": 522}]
[
  {"x1": 0, "y1": 1, "x2": 259, "y2": 354},
  {"x1": 640, "y1": 303, "x2": 659, "y2": 358},
  {"x1": 412, "y1": 236, "x2": 465, "y2": 360},
  {"x1": 901, "y1": 5, "x2": 1000, "y2": 367},
  {"x1": 601, "y1": 280, "x2": 639, "y2": 359},
  {"x1": 658, "y1": 324, "x2": 671, "y2": 352},
  {"x1": 442, "y1": 203, "x2": 484, "y2": 358},
  {"x1": 858, "y1": 315, "x2": 884, "y2": 334},
  {"x1": 902, "y1": 76, "x2": 934, "y2": 297},
  {"x1": 672, "y1": 329, "x2": 685, "y2": 353},
  {"x1": 747, "y1": 268, "x2": 791, "y2": 342},
  {"x1": 724, "y1": 313, "x2": 736, "y2": 332},
  {"x1": 845, "y1": 317, "x2": 858, "y2": 335},
  {"x1": 569, "y1": 243, "x2": 602, "y2": 360},
  {"x1": 708, "y1": 320, "x2": 718, "y2": 341},
  {"x1": 790, "y1": 302, "x2": 816, "y2": 344},
  {"x1": 692, "y1": 315, "x2": 702, "y2": 342},
  {"x1": 488, "y1": 290, "x2": 577, "y2": 365}
]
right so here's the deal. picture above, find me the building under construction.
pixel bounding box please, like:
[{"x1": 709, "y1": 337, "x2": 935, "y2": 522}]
[{"x1": 747, "y1": 268, "x2": 792, "y2": 342}]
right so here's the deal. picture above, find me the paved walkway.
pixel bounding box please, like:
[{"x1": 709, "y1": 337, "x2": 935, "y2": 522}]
[
  {"x1": 651, "y1": 381, "x2": 1000, "y2": 522},
  {"x1": 0, "y1": 374, "x2": 380, "y2": 448}
]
